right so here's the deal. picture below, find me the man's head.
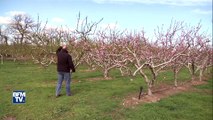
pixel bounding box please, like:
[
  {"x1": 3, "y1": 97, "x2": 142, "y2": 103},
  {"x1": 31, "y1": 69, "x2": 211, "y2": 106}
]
[
  {"x1": 62, "y1": 45, "x2": 67, "y2": 50},
  {"x1": 60, "y1": 42, "x2": 67, "y2": 49}
]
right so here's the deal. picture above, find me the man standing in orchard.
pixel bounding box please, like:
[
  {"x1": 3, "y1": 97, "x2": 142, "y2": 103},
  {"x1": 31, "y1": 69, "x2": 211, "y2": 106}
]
[{"x1": 56, "y1": 45, "x2": 75, "y2": 97}]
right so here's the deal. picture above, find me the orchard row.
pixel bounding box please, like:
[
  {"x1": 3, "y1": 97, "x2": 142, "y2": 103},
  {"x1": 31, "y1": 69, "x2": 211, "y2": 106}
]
[{"x1": 0, "y1": 14, "x2": 212, "y2": 95}]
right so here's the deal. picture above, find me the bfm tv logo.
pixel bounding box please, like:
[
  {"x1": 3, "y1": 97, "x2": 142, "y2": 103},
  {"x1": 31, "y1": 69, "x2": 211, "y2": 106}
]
[{"x1": 12, "y1": 91, "x2": 26, "y2": 104}]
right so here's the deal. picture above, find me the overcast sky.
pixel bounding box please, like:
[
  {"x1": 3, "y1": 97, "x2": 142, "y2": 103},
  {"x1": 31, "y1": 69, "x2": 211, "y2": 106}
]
[{"x1": 0, "y1": 0, "x2": 212, "y2": 37}]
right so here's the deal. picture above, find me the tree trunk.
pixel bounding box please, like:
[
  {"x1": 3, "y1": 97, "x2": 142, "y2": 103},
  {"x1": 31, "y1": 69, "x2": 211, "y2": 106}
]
[
  {"x1": 199, "y1": 69, "x2": 203, "y2": 81},
  {"x1": 148, "y1": 65, "x2": 156, "y2": 86},
  {"x1": 147, "y1": 82, "x2": 153, "y2": 96},
  {"x1": 119, "y1": 67, "x2": 124, "y2": 76},
  {"x1": 103, "y1": 69, "x2": 109, "y2": 79},
  {"x1": 191, "y1": 74, "x2": 195, "y2": 81},
  {"x1": 91, "y1": 65, "x2": 96, "y2": 71},
  {"x1": 191, "y1": 60, "x2": 195, "y2": 81},
  {"x1": 173, "y1": 68, "x2": 178, "y2": 87},
  {"x1": 192, "y1": 60, "x2": 195, "y2": 75},
  {"x1": 138, "y1": 69, "x2": 153, "y2": 96},
  {"x1": 0, "y1": 54, "x2": 3, "y2": 64}
]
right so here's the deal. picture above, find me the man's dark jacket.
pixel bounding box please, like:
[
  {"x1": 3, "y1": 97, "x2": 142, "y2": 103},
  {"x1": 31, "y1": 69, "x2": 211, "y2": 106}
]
[{"x1": 57, "y1": 49, "x2": 75, "y2": 72}]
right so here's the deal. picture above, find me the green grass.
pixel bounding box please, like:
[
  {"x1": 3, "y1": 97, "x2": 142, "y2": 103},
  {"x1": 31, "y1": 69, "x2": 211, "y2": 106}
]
[
  {"x1": 119, "y1": 92, "x2": 212, "y2": 120},
  {"x1": 0, "y1": 61, "x2": 212, "y2": 120}
]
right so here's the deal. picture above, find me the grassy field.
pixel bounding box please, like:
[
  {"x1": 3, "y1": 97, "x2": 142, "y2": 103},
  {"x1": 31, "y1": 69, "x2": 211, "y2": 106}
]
[{"x1": 0, "y1": 61, "x2": 212, "y2": 120}]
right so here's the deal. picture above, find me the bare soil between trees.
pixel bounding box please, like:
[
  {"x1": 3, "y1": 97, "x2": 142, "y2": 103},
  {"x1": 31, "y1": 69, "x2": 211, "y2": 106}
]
[
  {"x1": 3, "y1": 116, "x2": 16, "y2": 120},
  {"x1": 122, "y1": 80, "x2": 209, "y2": 108},
  {"x1": 86, "y1": 77, "x2": 112, "y2": 81}
]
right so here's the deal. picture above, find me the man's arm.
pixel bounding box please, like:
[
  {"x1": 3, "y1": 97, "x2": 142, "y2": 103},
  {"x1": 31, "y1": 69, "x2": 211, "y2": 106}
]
[{"x1": 68, "y1": 55, "x2": 76, "y2": 72}]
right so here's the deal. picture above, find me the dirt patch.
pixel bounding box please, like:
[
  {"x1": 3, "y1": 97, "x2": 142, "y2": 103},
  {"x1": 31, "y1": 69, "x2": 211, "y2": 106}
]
[
  {"x1": 79, "y1": 69, "x2": 95, "y2": 72},
  {"x1": 123, "y1": 80, "x2": 208, "y2": 108},
  {"x1": 4, "y1": 85, "x2": 13, "y2": 91},
  {"x1": 86, "y1": 77, "x2": 112, "y2": 81},
  {"x1": 72, "y1": 79, "x2": 83, "y2": 83},
  {"x1": 45, "y1": 79, "x2": 82, "y2": 84},
  {"x1": 3, "y1": 116, "x2": 16, "y2": 120}
]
